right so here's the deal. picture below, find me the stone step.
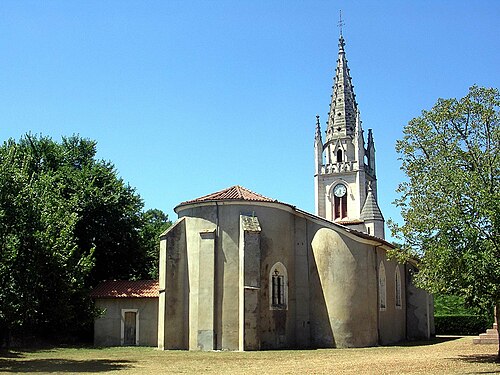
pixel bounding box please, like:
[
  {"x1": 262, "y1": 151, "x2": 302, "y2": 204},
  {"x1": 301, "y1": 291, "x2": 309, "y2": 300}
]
[
  {"x1": 479, "y1": 333, "x2": 498, "y2": 340},
  {"x1": 485, "y1": 329, "x2": 499, "y2": 336},
  {"x1": 473, "y1": 324, "x2": 499, "y2": 345},
  {"x1": 473, "y1": 337, "x2": 499, "y2": 344}
]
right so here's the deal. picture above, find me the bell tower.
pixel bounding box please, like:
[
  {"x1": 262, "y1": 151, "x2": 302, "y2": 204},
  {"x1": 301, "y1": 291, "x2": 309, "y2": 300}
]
[{"x1": 314, "y1": 28, "x2": 384, "y2": 238}]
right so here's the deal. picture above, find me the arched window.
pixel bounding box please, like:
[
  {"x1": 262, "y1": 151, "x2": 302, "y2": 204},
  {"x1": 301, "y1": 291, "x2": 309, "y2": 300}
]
[
  {"x1": 336, "y1": 149, "x2": 343, "y2": 162},
  {"x1": 395, "y1": 265, "x2": 402, "y2": 309},
  {"x1": 269, "y1": 262, "x2": 288, "y2": 310},
  {"x1": 379, "y1": 261, "x2": 386, "y2": 311},
  {"x1": 334, "y1": 195, "x2": 347, "y2": 220},
  {"x1": 332, "y1": 183, "x2": 348, "y2": 220}
]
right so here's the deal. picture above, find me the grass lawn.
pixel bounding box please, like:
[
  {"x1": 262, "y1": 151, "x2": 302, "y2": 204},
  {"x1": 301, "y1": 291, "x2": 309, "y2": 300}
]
[{"x1": 0, "y1": 336, "x2": 498, "y2": 374}]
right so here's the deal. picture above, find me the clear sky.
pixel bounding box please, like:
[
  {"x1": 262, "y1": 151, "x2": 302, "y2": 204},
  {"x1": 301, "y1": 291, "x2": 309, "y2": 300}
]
[{"x1": 1, "y1": 1, "x2": 499, "y2": 240}]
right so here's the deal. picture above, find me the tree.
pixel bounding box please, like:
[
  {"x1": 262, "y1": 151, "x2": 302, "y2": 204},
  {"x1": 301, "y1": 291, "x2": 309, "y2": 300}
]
[
  {"x1": 434, "y1": 294, "x2": 483, "y2": 316},
  {"x1": 390, "y1": 86, "x2": 500, "y2": 360},
  {"x1": 0, "y1": 134, "x2": 169, "y2": 345},
  {"x1": 139, "y1": 209, "x2": 172, "y2": 279}
]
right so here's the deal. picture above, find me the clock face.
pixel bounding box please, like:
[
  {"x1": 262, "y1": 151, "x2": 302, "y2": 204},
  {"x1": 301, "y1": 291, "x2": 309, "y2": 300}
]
[{"x1": 333, "y1": 183, "x2": 347, "y2": 198}]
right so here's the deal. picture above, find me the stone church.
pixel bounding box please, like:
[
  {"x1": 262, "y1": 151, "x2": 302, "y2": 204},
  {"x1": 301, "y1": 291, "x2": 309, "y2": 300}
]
[{"x1": 156, "y1": 33, "x2": 434, "y2": 351}]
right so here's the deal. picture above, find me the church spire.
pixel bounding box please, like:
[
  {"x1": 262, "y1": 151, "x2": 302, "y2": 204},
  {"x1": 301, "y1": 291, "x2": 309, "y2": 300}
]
[
  {"x1": 314, "y1": 21, "x2": 384, "y2": 238},
  {"x1": 326, "y1": 32, "x2": 358, "y2": 141}
]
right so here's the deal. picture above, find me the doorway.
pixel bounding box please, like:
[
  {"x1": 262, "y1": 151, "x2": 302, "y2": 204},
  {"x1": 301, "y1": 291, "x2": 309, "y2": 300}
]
[{"x1": 121, "y1": 309, "x2": 139, "y2": 345}]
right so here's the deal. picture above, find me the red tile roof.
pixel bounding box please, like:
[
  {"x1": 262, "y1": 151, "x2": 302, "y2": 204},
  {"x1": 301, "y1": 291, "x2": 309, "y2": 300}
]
[
  {"x1": 179, "y1": 185, "x2": 276, "y2": 205},
  {"x1": 336, "y1": 219, "x2": 364, "y2": 225},
  {"x1": 90, "y1": 280, "x2": 159, "y2": 298}
]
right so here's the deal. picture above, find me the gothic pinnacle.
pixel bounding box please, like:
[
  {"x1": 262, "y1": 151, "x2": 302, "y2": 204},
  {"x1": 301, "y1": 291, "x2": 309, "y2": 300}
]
[{"x1": 315, "y1": 115, "x2": 322, "y2": 141}]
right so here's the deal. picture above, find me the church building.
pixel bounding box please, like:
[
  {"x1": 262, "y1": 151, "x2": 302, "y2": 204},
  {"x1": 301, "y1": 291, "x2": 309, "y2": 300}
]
[{"x1": 156, "y1": 33, "x2": 434, "y2": 351}]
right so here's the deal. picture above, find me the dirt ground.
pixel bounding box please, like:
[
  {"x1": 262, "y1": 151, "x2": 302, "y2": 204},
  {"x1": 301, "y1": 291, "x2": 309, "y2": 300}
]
[{"x1": 0, "y1": 336, "x2": 498, "y2": 374}]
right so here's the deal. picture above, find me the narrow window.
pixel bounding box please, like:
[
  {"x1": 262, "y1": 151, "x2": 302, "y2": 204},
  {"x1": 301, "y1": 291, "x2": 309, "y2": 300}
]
[
  {"x1": 395, "y1": 266, "x2": 402, "y2": 309},
  {"x1": 336, "y1": 149, "x2": 343, "y2": 162},
  {"x1": 269, "y1": 263, "x2": 288, "y2": 310},
  {"x1": 379, "y1": 262, "x2": 386, "y2": 311},
  {"x1": 272, "y1": 270, "x2": 285, "y2": 306},
  {"x1": 334, "y1": 195, "x2": 348, "y2": 220}
]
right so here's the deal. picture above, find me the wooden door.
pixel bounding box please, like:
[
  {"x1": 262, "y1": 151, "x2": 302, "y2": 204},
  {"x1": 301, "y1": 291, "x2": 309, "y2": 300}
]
[{"x1": 124, "y1": 311, "x2": 137, "y2": 345}]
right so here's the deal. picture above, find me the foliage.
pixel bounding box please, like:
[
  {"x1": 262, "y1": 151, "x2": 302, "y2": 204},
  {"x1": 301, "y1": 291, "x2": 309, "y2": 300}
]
[
  {"x1": 139, "y1": 209, "x2": 171, "y2": 279},
  {"x1": 434, "y1": 294, "x2": 484, "y2": 316},
  {"x1": 0, "y1": 134, "x2": 170, "y2": 345},
  {"x1": 434, "y1": 294, "x2": 492, "y2": 335},
  {"x1": 434, "y1": 315, "x2": 492, "y2": 335},
  {"x1": 389, "y1": 85, "x2": 500, "y2": 357}
]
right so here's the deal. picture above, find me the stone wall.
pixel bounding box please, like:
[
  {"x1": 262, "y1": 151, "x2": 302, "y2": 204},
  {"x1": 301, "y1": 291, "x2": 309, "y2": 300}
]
[
  {"x1": 94, "y1": 298, "x2": 158, "y2": 346},
  {"x1": 406, "y1": 263, "x2": 434, "y2": 340},
  {"x1": 310, "y1": 225, "x2": 378, "y2": 347},
  {"x1": 158, "y1": 200, "x2": 430, "y2": 350}
]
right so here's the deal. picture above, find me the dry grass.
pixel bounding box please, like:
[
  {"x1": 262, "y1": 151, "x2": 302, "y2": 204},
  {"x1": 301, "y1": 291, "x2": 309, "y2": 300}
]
[{"x1": 0, "y1": 336, "x2": 498, "y2": 374}]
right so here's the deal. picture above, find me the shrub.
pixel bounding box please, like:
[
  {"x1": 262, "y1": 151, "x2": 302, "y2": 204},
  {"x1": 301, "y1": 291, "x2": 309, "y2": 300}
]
[{"x1": 434, "y1": 315, "x2": 493, "y2": 335}]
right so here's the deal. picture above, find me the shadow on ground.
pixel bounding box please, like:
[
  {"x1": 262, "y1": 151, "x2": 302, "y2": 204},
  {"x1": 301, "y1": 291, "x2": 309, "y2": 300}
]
[
  {"x1": 393, "y1": 336, "x2": 463, "y2": 347},
  {"x1": 0, "y1": 358, "x2": 134, "y2": 373},
  {"x1": 0, "y1": 351, "x2": 23, "y2": 359},
  {"x1": 455, "y1": 353, "x2": 500, "y2": 374}
]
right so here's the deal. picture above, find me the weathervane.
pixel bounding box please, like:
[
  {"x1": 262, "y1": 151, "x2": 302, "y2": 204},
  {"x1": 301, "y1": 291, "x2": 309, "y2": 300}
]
[{"x1": 338, "y1": 10, "x2": 345, "y2": 36}]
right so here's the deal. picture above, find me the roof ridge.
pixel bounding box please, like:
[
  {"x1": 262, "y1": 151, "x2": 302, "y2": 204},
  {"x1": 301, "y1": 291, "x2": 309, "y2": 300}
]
[
  {"x1": 90, "y1": 280, "x2": 159, "y2": 298},
  {"x1": 177, "y1": 185, "x2": 277, "y2": 206},
  {"x1": 235, "y1": 185, "x2": 243, "y2": 198}
]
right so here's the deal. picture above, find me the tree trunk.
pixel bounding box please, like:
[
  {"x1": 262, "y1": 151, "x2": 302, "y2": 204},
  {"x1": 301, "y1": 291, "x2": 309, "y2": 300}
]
[{"x1": 495, "y1": 303, "x2": 500, "y2": 362}]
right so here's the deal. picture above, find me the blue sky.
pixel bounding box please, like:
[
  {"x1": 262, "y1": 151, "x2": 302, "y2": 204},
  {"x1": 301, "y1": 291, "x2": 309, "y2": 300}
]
[{"x1": 1, "y1": 1, "x2": 499, "y2": 240}]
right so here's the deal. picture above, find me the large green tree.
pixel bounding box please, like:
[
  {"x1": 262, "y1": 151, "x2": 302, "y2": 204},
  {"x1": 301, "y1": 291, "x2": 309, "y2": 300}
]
[
  {"x1": 139, "y1": 208, "x2": 171, "y2": 279},
  {"x1": 391, "y1": 86, "x2": 500, "y2": 360},
  {"x1": 0, "y1": 134, "x2": 170, "y2": 345}
]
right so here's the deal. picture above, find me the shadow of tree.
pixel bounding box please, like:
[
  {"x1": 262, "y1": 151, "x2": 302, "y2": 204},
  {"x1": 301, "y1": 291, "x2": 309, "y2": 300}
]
[
  {"x1": 457, "y1": 354, "x2": 499, "y2": 364},
  {"x1": 0, "y1": 351, "x2": 23, "y2": 359},
  {"x1": 454, "y1": 353, "x2": 500, "y2": 373},
  {"x1": 0, "y1": 358, "x2": 134, "y2": 373}
]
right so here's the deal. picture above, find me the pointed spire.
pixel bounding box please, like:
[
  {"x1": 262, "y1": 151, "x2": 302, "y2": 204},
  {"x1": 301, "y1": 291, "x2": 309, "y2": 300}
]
[
  {"x1": 315, "y1": 115, "x2": 322, "y2": 142},
  {"x1": 367, "y1": 128, "x2": 374, "y2": 145},
  {"x1": 360, "y1": 182, "x2": 384, "y2": 221},
  {"x1": 366, "y1": 129, "x2": 376, "y2": 176},
  {"x1": 325, "y1": 32, "x2": 358, "y2": 141}
]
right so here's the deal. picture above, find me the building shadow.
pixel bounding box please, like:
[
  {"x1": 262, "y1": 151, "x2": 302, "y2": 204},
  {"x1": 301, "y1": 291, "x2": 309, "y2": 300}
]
[
  {"x1": 390, "y1": 336, "x2": 463, "y2": 347},
  {"x1": 0, "y1": 355, "x2": 134, "y2": 373}
]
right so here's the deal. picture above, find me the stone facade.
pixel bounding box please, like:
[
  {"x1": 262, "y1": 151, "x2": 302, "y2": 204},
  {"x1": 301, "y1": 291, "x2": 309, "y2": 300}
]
[
  {"x1": 157, "y1": 188, "x2": 433, "y2": 350},
  {"x1": 94, "y1": 298, "x2": 159, "y2": 346},
  {"x1": 91, "y1": 280, "x2": 159, "y2": 347}
]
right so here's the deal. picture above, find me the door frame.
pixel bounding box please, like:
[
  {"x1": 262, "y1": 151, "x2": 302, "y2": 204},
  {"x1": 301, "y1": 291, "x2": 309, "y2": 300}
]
[{"x1": 121, "y1": 308, "x2": 139, "y2": 346}]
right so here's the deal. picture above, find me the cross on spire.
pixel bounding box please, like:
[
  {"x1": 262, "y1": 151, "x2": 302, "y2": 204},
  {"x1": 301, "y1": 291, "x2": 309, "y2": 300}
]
[{"x1": 338, "y1": 10, "x2": 345, "y2": 36}]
